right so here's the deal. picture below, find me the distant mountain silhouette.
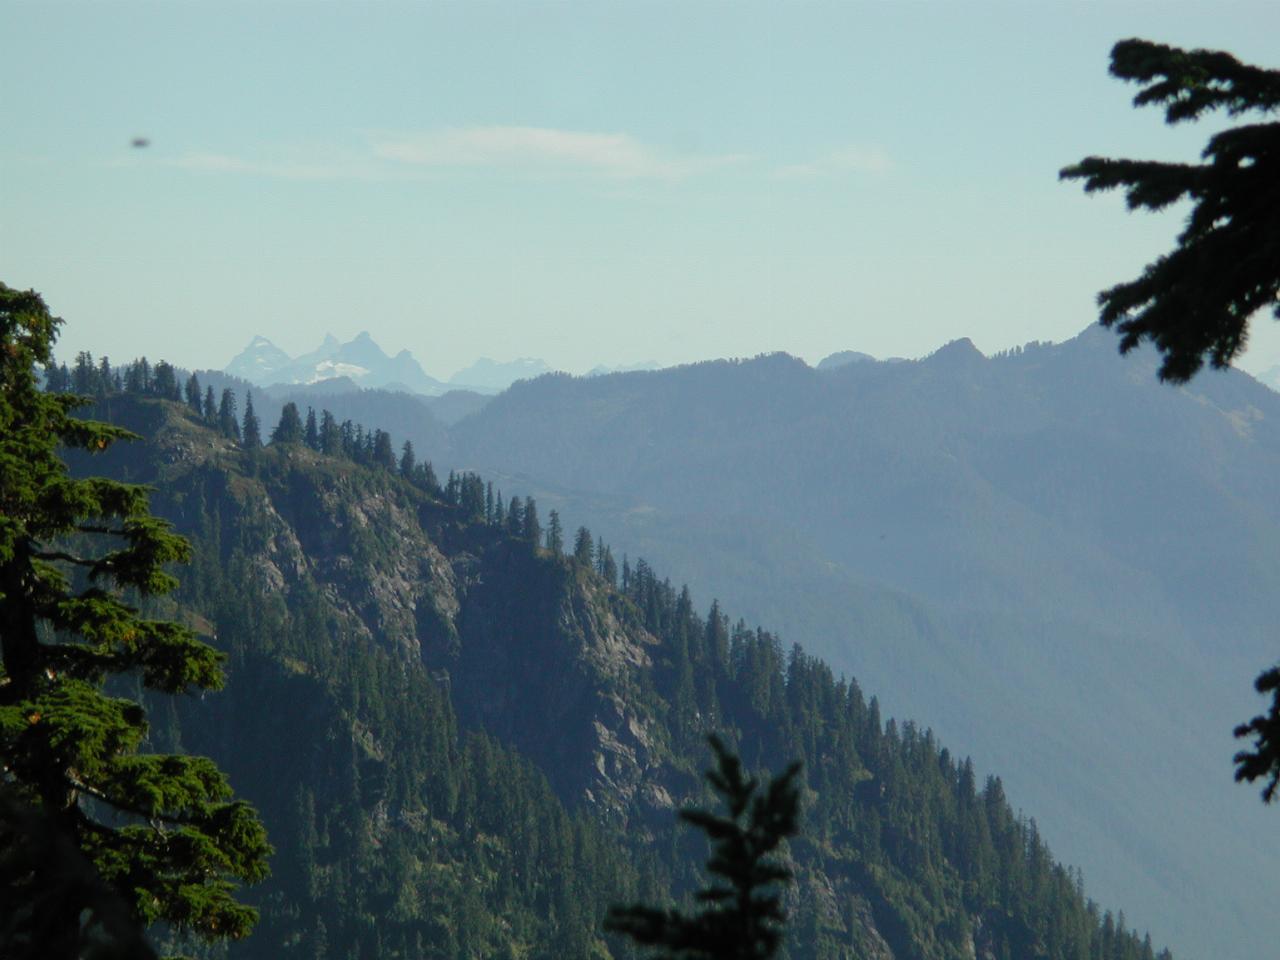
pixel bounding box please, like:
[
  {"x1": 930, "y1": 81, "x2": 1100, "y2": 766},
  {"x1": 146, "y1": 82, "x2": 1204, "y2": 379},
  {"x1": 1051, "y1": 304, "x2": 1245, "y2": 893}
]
[
  {"x1": 815, "y1": 349, "x2": 875, "y2": 370},
  {"x1": 446, "y1": 327, "x2": 1280, "y2": 960},
  {"x1": 448, "y1": 356, "x2": 553, "y2": 393},
  {"x1": 225, "y1": 332, "x2": 449, "y2": 395}
]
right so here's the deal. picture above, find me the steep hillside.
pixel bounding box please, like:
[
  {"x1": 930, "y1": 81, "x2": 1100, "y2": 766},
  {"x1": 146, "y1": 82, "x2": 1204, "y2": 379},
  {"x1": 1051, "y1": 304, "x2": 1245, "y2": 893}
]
[
  {"x1": 446, "y1": 326, "x2": 1280, "y2": 960},
  {"x1": 68, "y1": 396, "x2": 1168, "y2": 960}
]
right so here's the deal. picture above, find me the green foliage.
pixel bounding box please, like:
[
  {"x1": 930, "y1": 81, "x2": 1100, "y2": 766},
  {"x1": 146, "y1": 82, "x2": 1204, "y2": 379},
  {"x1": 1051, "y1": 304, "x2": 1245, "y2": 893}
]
[
  {"x1": 0, "y1": 284, "x2": 269, "y2": 954},
  {"x1": 270, "y1": 402, "x2": 304, "y2": 445},
  {"x1": 606, "y1": 737, "x2": 800, "y2": 960},
  {"x1": 1060, "y1": 38, "x2": 1280, "y2": 383}
]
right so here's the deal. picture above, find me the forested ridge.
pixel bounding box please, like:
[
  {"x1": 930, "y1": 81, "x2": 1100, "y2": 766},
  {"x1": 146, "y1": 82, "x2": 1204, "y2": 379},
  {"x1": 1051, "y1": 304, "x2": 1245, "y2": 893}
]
[{"x1": 61, "y1": 369, "x2": 1169, "y2": 960}]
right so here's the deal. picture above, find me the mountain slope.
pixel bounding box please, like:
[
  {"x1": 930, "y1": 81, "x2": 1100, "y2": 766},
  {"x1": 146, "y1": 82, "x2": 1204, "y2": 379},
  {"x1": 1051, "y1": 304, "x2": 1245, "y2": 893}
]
[
  {"x1": 66, "y1": 394, "x2": 1168, "y2": 960},
  {"x1": 445, "y1": 327, "x2": 1280, "y2": 960}
]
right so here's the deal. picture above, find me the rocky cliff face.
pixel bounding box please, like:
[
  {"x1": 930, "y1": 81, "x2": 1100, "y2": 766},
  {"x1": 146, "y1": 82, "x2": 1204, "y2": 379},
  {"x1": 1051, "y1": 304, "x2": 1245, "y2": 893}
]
[
  {"x1": 439, "y1": 542, "x2": 674, "y2": 825},
  {"x1": 77, "y1": 397, "x2": 676, "y2": 826}
]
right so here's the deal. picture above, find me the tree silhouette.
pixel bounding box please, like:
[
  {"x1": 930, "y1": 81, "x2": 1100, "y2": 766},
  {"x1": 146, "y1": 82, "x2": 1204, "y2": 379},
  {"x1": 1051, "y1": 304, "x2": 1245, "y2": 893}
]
[
  {"x1": 606, "y1": 736, "x2": 800, "y2": 960},
  {"x1": 1062, "y1": 40, "x2": 1280, "y2": 801},
  {"x1": 1060, "y1": 38, "x2": 1280, "y2": 383}
]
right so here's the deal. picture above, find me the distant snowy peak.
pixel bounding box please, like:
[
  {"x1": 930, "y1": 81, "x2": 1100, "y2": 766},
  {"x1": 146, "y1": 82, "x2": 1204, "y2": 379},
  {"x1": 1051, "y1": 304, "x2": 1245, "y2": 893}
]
[
  {"x1": 224, "y1": 332, "x2": 448, "y2": 396},
  {"x1": 308, "y1": 360, "x2": 371, "y2": 384},
  {"x1": 448, "y1": 357, "x2": 553, "y2": 394},
  {"x1": 225, "y1": 336, "x2": 293, "y2": 383}
]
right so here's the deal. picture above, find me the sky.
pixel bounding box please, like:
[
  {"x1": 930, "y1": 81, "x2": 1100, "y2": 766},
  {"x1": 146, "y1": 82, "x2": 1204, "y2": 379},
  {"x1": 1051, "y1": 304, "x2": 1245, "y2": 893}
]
[{"x1": 3, "y1": 1, "x2": 1278, "y2": 380}]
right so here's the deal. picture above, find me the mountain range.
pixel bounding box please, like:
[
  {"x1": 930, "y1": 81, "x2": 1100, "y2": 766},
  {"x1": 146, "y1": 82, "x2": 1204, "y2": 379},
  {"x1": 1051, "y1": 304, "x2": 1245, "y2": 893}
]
[
  {"x1": 440, "y1": 326, "x2": 1280, "y2": 960},
  {"x1": 82, "y1": 323, "x2": 1280, "y2": 958},
  {"x1": 225, "y1": 332, "x2": 559, "y2": 396}
]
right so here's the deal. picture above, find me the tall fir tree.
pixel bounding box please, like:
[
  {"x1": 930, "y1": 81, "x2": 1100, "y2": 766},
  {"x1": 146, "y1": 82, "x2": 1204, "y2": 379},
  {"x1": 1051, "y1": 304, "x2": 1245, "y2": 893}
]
[
  {"x1": 546, "y1": 510, "x2": 564, "y2": 555},
  {"x1": 319, "y1": 409, "x2": 341, "y2": 455},
  {"x1": 271, "y1": 402, "x2": 304, "y2": 445},
  {"x1": 304, "y1": 407, "x2": 319, "y2": 450},
  {"x1": 184, "y1": 373, "x2": 202, "y2": 414},
  {"x1": 574, "y1": 526, "x2": 594, "y2": 567},
  {"x1": 217, "y1": 388, "x2": 241, "y2": 441},
  {"x1": 0, "y1": 284, "x2": 270, "y2": 955},
  {"x1": 372, "y1": 429, "x2": 396, "y2": 470},
  {"x1": 399, "y1": 440, "x2": 416, "y2": 479},
  {"x1": 523, "y1": 497, "x2": 541, "y2": 547},
  {"x1": 241, "y1": 391, "x2": 261, "y2": 449},
  {"x1": 152, "y1": 362, "x2": 179, "y2": 401}
]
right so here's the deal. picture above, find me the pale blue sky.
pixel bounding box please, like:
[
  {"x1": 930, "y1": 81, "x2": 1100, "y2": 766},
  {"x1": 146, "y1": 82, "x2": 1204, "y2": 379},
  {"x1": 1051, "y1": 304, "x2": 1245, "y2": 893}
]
[{"x1": 3, "y1": 1, "x2": 1277, "y2": 379}]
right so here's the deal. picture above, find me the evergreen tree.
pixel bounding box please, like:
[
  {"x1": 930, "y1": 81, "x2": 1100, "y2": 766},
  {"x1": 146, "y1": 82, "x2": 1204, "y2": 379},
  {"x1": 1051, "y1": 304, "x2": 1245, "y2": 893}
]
[
  {"x1": 523, "y1": 497, "x2": 541, "y2": 547},
  {"x1": 43, "y1": 362, "x2": 69, "y2": 394},
  {"x1": 0, "y1": 285, "x2": 270, "y2": 953},
  {"x1": 546, "y1": 509, "x2": 564, "y2": 555},
  {"x1": 271, "y1": 402, "x2": 304, "y2": 445},
  {"x1": 601, "y1": 546, "x2": 618, "y2": 588},
  {"x1": 319, "y1": 410, "x2": 341, "y2": 455},
  {"x1": 96, "y1": 357, "x2": 113, "y2": 397},
  {"x1": 123, "y1": 358, "x2": 148, "y2": 395},
  {"x1": 152, "y1": 361, "x2": 179, "y2": 401},
  {"x1": 218, "y1": 388, "x2": 241, "y2": 441},
  {"x1": 418, "y1": 459, "x2": 439, "y2": 496},
  {"x1": 1061, "y1": 38, "x2": 1280, "y2": 382},
  {"x1": 574, "y1": 526, "x2": 594, "y2": 567},
  {"x1": 506, "y1": 497, "x2": 523, "y2": 538},
  {"x1": 706, "y1": 600, "x2": 730, "y2": 671},
  {"x1": 399, "y1": 440, "x2": 416, "y2": 479},
  {"x1": 372, "y1": 430, "x2": 396, "y2": 470},
  {"x1": 184, "y1": 373, "x2": 202, "y2": 414},
  {"x1": 72, "y1": 351, "x2": 97, "y2": 396},
  {"x1": 203, "y1": 385, "x2": 216, "y2": 424},
  {"x1": 242, "y1": 391, "x2": 261, "y2": 449},
  {"x1": 606, "y1": 737, "x2": 800, "y2": 960},
  {"x1": 304, "y1": 407, "x2": 319, "y2": 450}
]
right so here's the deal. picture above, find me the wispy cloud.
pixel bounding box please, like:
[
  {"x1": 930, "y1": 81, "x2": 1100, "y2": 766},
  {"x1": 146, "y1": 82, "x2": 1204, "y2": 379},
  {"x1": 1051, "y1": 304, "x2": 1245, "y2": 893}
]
[
  {"x1": 774, "y1": 145, "x2": 893, "y2": 180},
  {"x1": 162, "y1": 127, "x2": 743, "y2": 182},
  {"x1": 167, "y1": 150, "x2": 383, "y2": 182},
  {"x1": 373, "y1": 126, "x2": 743, "y2": 180}
]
